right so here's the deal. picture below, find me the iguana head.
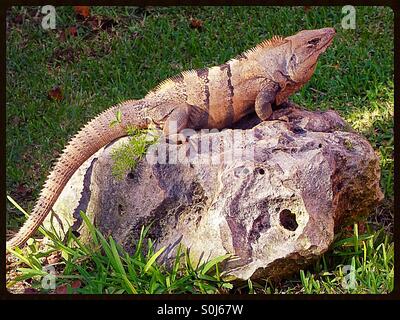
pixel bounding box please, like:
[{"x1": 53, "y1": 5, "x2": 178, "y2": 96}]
[
  {"x1": 263, "y1": 27, "x2": 336, "y2": 105},
  {"x1": 285, "y1": 27, "x2": 336, "y2": 84}
]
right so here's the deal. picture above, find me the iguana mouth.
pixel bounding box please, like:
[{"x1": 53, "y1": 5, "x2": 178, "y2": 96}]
[
  {"x1": 319, "y1": 35, "x2": 335, "y2": 53},
  {"x1": 318, "y1": 29, "x2": 336, "y2": 53},
  {"x1": 304, "y1": 31, "x2": 335, "y2": 63}
]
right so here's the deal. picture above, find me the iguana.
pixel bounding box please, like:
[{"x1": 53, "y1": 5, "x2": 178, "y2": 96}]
[{"x1": 7, "y1": 27, "x2": 335, "y2": 249}]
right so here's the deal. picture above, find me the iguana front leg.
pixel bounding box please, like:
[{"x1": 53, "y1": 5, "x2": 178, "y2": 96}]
[
  {"x1": 255, "y1": 81, "x2": 280, "y2": 121},
  {"x1": 163, "y1": 104, "x2": 191, "y2": 144}
]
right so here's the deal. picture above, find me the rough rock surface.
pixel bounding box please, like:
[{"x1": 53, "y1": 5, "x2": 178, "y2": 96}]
[{"x1": 45, "y1": 102, "x2": 383, "y2": 281}]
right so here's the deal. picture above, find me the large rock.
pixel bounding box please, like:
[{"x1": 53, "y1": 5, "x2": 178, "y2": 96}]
[{"x1": 44, "y1": 102, "x2": 383, "y2": 281}]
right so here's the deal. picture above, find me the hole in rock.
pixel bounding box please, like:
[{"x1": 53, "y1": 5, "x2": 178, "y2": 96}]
[
  {"x1": 257, "y1": 168, "x2": 265, "y2": 175},
  {"x1": 292, "y1": 126, "x2": 306, "y2": 134},
  {"x1": 127, "y1": 172, "x2": 135, "y2": 179},
  {"x1": 279, "y1": 209, "x2": 298, "y2": 231},
  {"x1": 118, "y1": 204, "x2": 125, "y2": 216}
]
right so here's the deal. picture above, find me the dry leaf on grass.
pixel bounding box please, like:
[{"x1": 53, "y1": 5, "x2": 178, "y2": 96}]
[
  {"x1": 16, "y1": 183, "x2": 32, "y2": 198},
  {"x1": 68, "y1": 26, "x2": 78, "y2": 37},
  {"x1": 74, "y1": 6, "x2": 90, "y2": 18},
  {"x1": 55, "y1": 280, "x2": 81, "y2": 294},
  {"x1": 48, "y1": 86, "x2": 63, "y2": 101},
  {"x1": 190, "y1": 18, "x2": 203, "y2": 29}
]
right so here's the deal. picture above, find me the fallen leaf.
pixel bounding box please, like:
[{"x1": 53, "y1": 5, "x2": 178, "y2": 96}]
[
  {"x1": 358, "y1": 222, "x2": 367, "y2": 234},
  {"x1": 190, "y1": 18, "x2": 203, "y2": 29},
  {"x1": 14, "y1": 14, "x2": 24, "y2": 24},
  {"x1": 52, "y1": 47, "x2": 76, "y2": 64},
  {"x1": 68, "y1": 26, "x2": 78, "y2": 37},
  {"x1": 71, "y1": 280, "x2": 82, "y2": 289},
  {"x1": 74, "y1": 6, "x2": 90, "y2": 18},
  {"x1": 48, "y1": 86, "x2": 63, "y2": 101},
  {"x1": 58, "y1": 29, "x2": 66, "y2": 42},
  {"x1": 55, "y1": 280, "x2": 81, "y2": 294},
  {"x1": 16, "y1": 183, "x2": 32, "y2": 197},
  {"x1": 55, "y1": 284, "x2": 68, "y2": 294},
  {"x1": 344, "y1": 225, "x2": 352, "y2": 231}
]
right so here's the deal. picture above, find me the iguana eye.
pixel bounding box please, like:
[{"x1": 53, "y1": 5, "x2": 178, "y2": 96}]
[{"x1": 307, "y1": 38, "x2": 320, "y2": 46}]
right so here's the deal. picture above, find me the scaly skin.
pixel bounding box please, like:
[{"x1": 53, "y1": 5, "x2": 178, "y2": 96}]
[{"x1": 7, "y1": 27, "x2": 335, "y2": 249}]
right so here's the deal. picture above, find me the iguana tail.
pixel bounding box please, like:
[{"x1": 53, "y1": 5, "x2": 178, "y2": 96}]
[{"x1": 7, "y1": 99, "x2": 148, "y2": 249}]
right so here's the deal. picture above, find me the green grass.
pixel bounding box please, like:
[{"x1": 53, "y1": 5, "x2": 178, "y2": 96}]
[
  {"x1": 254, "y1": 226, "x2": 393, "y2": 294},
  {"x1": 6, "y1": 6, "x2": 394, "y2": 294},
  {"x1": 6, "y1": 199, "x2": 233, "y2": 294},
  {"x1": 6, "y1": 196, "x2": 393, "y2": 294}
]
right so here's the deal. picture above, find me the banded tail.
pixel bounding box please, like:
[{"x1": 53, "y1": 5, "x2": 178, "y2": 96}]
[{"x1": 7, "y1": 99, "x2": 148, "y2": 249}]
